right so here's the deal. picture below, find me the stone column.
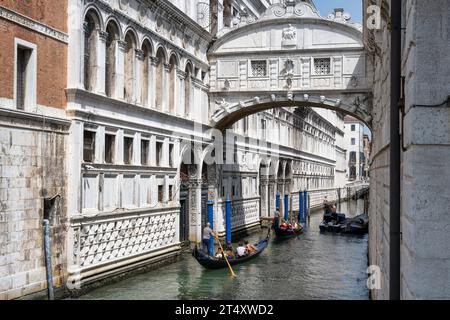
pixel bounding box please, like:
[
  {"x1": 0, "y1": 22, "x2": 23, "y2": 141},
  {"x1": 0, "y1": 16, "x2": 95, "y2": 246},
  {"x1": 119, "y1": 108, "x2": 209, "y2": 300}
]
[
  {"x1": 268, "y1": 177, "x2": 277, "y2": 217},
  {"x1": 116, "y1": 40, "x2": 127, "y2": 100},
  {"x1": 150, "y1": 57, "x2": 158, "y2": 109},
  {"x1": 163, "y1": 63, "x2": 171, "y2": 112},
  {"x1": 260, "y1": 177, "x2": 269, "y2": 218},
  {"x1": 189, "y1": 178, "x2": 202, "y2": 243},
  {"x1": 173, "y1": 67, "x2": 179, "y2": 115},
  {"x1": 177, "y1": 70, "x2": 186, "y2": 117},
  {"x1": 135, "y1": 49, "x2": 144, "y2": 105},
  {"x1": 96, "y1": 30, "x2": 108, "y2": 95}
]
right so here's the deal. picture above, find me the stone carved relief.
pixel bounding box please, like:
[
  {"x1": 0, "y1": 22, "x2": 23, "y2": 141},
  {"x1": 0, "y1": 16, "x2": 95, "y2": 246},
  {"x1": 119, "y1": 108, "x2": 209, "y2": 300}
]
[
  {"x1": 72, "y1": 212, "x2": 177, "y2": 267},
  {"x1": 119, "y1": 0, "x2": 129, "y2": 12},
  {"x1": 282, "y1": 24, "x2": 297, "y2": 47}
]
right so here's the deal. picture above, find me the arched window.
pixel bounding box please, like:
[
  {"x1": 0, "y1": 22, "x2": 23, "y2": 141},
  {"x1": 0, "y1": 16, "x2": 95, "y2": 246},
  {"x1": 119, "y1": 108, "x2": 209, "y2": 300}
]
[
  {"x1": 124, "y1": 31, "x2": 137, "y2": 103},
  {"x1": 105, "y1": 20, "x2": 119, "y2": 98},
  {"x1": 184, "y1": 63, "x2": 192, "y2": 117},
  {"x1": 83, "y1": 11, "x2": 100, "y2": 91},
  {"x1": 168, "y1": 54, "x2": 178, "y2": 114},
  {"x1": 155, "y1": 48, "x2": 166, "y2": 110},
  {"x1": 141, "y1": 40, "x2": 152, "y2": 106}
]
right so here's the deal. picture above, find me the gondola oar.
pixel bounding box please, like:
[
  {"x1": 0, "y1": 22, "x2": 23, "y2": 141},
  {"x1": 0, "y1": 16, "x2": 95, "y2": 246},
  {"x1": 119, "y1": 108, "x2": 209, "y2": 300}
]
[{"x1": 213, "y1": 231, "x2": 236, "y2": 278}]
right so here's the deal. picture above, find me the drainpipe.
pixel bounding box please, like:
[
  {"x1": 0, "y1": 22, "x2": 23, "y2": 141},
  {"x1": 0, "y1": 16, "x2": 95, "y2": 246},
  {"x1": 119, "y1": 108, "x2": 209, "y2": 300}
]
[
  {"x1": 390, "y1": 0, "x2": 402, "y2": 300},
  {"x1": 43, "y1": 195, "x2": 60, "y2": 300}
]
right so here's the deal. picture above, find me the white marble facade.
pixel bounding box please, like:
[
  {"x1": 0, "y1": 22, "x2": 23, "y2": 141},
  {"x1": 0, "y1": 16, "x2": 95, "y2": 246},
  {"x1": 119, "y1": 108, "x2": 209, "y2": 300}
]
[{"x1": 65, "y1": 0, "x2": 371, "y2": 287}]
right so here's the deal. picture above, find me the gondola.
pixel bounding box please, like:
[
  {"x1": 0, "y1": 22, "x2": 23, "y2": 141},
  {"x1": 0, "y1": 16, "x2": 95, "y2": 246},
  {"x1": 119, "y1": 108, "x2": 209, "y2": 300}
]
[
  {"x1": 272, "y1": 223, "x2": 303, "y2": 240},
  {"x1": 319, "y1": 213, "x2": 368, "y2": 234},
  {"x1": 192, "y1": 236, "x2": 269, "y2": 270}
]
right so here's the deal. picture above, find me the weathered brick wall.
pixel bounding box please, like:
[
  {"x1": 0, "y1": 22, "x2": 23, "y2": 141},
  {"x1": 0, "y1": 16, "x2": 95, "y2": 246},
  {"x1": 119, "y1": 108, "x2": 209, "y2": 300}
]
[
  {"x1": 0, "y1": 0, "x2": 67, "y2": 32},
  {"x1": 0, "y1": 114, "x2": 69, "y2": 299},
  {"x1": 0, "y1": 20, "x2": 67, "y2": 108}
]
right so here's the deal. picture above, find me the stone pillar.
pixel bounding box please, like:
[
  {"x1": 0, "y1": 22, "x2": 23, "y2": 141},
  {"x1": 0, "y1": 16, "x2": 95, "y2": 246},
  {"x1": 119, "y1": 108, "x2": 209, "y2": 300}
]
[
  {"x1": 189, "y1": 178, "x2": 202, "y2": 243},
  {"x1": 96, "y1": 30, "x2": 108, "y2": 95},
  {"x1": 177, "y1": 70, "x2": 186, "y2": 116},
  {"x1": 268, "y1": 177, "x2": 277, "y2": 217},
  {"x1": 173, "y1": 67, "x2": 179, "y2": 115},
  {"x1": 116, "y1": 40, "x2": 127, "y2": 100},
  {"x1": 135, "y1": 49, "x2": 144, "y2": 105},
  {"x1": 150, "y1": 57, "x2": 158, "y2": 109},
  {"x1": 260, "y1": 177, "x2": 269, "y2": 218},
  {"x1": 163, "y1": 63, "x2": 171, "y2": 112}
]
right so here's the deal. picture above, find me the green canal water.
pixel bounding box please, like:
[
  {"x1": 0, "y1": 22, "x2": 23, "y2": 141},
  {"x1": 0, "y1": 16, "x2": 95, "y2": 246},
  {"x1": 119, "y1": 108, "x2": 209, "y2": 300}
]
[{"x1": 75, "y1": 199, "x2": 369, "y2": 300}]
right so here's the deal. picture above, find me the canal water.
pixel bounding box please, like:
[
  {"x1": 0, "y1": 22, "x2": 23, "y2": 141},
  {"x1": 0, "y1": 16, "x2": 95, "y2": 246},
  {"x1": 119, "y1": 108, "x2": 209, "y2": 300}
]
[{"x1": 75, "y1": 199, "x2": 368, "y2": 300}]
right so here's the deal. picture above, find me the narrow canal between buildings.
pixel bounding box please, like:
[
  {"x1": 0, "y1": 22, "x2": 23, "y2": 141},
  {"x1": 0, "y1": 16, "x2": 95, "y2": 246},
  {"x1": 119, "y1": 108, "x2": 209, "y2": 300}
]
[{"x1": 75, "y1": 199, "x2": 368, "y2": 300}]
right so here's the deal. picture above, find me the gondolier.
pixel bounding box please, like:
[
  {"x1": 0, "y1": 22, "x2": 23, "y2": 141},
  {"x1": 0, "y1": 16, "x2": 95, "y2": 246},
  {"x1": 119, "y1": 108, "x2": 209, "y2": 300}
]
[{"x1": 202, "y1": 223, "x2": 214, "y2": 255}]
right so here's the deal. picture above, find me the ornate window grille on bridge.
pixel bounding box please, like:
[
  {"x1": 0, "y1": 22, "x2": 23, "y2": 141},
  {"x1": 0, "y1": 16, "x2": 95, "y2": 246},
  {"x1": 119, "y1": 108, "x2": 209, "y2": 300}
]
[
  {"x1": 314, "y1": 58, "x2": 331, "y2": 75},
  {"x1": 251, "y1": 60, "x2": 268, "y2": 77}
]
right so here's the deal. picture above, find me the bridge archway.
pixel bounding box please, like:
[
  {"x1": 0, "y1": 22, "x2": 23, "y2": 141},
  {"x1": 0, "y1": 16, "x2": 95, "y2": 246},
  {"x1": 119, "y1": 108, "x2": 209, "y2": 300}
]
[{"x1": 208, "y1": 0, "x2": 373, "y2": 131}]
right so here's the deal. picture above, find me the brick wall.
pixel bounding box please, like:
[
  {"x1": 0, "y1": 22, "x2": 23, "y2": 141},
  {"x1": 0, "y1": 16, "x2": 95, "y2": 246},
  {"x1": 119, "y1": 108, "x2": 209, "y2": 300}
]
[{"x1": 0, "y1": 20, "x2": 67, "y2": 108}]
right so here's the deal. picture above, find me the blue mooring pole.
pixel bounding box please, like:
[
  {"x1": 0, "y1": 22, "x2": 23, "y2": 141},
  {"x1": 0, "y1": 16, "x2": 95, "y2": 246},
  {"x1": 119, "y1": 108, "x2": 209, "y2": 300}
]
[
  {"x1": 276, "y1": 193, "x2": 280, "y2": 211},
  {"x1": 226, "y1": 199, "x2": 232, "y2": 244},
  {"x1": 43, "y1": 219, "x2": 54, "y2": 300},
  {"x1": 299, "y1": 191, "x2": 304, "y2": 223},
  {"x1": 207, "y1": 201, "x2": 214, "y2": 256},
  {"x1": 284, "y1": 194, "x2": 289, "y2": 221},
  {"x1": 304, "y1": 190, "x2": 308, "y2": 221}
]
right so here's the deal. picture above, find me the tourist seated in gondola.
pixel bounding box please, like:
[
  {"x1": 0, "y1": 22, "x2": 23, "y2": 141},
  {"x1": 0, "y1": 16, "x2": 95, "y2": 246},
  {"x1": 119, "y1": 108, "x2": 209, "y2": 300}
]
[
  {"x1": 244, "y1": 240, "x2": 258, "y2": 254},
  {"x1": 225, "y1": 245, "x2": 235, "y2": 259},
  {"x1": 215, "y1": 247, "x2": 225, "y2": 259},
  {"x1": 236, "y1": 241, "x2": 248, "y2": 258}
]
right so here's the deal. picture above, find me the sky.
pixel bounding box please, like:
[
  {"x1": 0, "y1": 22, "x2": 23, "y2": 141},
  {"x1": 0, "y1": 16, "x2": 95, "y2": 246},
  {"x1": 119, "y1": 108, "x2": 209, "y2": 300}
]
[{"x1": 313, "y1": 0, "x2": 363, "y2": 23}]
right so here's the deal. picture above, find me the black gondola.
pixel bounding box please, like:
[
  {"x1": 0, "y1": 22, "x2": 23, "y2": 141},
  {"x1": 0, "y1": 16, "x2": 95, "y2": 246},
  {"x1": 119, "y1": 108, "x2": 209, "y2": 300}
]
[
  {"x1": 192, "y1": 237, "x2": 269, "y2": 270},
  {"x1": 272, "y1": 224, "x2": 303, "y2": 240},
  {"x1": 319, "y1": 213, "x2": 369, "y2": 234}
]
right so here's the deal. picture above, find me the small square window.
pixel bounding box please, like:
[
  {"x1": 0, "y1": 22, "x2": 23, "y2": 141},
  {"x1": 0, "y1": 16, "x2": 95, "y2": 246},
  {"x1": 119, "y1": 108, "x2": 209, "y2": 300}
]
[
  {"x1": 351, "y1": 138, "x2": 356, "y2": 145},
  {"x1": 250, "y1": 60, "x2": 267, "y2": 77},
  {"x1": 124, "y1": 137, "x2": 134, "y2": 164},
  {"x1": 105, "y1": 134, "x2": 115, "y2": 164},
  {"x1": 314, "y1": 58, "x2": 331, "y2": 75},
  {"x1": 351, "y1": 124, "x2": 356, "y2": 131},
  {"x1": 141, "y1": 139, "x2": 149, "y2": 165},
  {"x1": 83, "y1": 131, "x2": 95, "y2": 163},
  {"x1": 156, "y1": 141, "x2": 163, "y2": 166},
  {"x1": 158, "y1": 185, "x2": 164, "y2": 203}
]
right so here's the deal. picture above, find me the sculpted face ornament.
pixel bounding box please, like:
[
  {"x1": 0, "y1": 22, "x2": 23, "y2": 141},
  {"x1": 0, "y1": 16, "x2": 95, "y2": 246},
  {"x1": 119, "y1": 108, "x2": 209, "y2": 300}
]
[{"x1": 223, "y1": 79, "x2": 231, "y2": 91}]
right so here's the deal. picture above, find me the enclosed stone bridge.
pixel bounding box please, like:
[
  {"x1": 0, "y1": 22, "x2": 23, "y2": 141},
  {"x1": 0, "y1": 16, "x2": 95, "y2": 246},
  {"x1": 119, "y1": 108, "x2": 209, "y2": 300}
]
[{"x1": 208, "y1": 1, "x2": 373, "y2": 129}]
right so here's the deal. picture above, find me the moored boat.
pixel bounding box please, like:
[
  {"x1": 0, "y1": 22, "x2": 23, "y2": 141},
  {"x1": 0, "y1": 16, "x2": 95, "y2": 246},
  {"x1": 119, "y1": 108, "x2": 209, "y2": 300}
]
[
  {"x1": 320, "y1": 213, "x2": 369, "y2": 234},
  {"x1": 192, "y1": 236, "x2": 269, "y2": 270}
]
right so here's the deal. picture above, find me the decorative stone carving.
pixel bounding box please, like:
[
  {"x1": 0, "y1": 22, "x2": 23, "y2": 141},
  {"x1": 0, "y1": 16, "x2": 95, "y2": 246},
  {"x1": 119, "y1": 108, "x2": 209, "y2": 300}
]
[
  {"x1": 287, "y1": 91, "x2": 294, "y2": 101},
  {"x1": 271, "y1": 94, "x2": 277, "y2": 102},
  {"x1": 118, "y1": 0, "x2": 129, "y2": 12},
  {"x1": 282, "y1": 24, "x2": 296, "y2": 46},
  {"x1": 138, "y1": 4, "x2": 147, "y2": 23},
  {"x1": 72, "y1": 212, "x2": 177, "y2": 267},
  {"x1": 223, "y1": 79, "x2": 231, "y2": 91}
]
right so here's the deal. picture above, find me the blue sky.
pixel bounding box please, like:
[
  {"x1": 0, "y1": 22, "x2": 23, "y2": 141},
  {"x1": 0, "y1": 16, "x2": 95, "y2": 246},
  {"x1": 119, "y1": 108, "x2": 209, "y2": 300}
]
[{"x1": 313, "y1": 0, "x2": 362, "y2": 23}]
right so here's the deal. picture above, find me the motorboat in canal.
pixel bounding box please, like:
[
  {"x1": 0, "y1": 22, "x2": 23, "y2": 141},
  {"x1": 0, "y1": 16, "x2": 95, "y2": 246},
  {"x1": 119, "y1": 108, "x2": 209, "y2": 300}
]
[
  {"x1": 319, "y1": 212, "x2": 369, "y2": 235},
  {"x1": 192, "y1": 236, "x2": 270, "y2": 270}
]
